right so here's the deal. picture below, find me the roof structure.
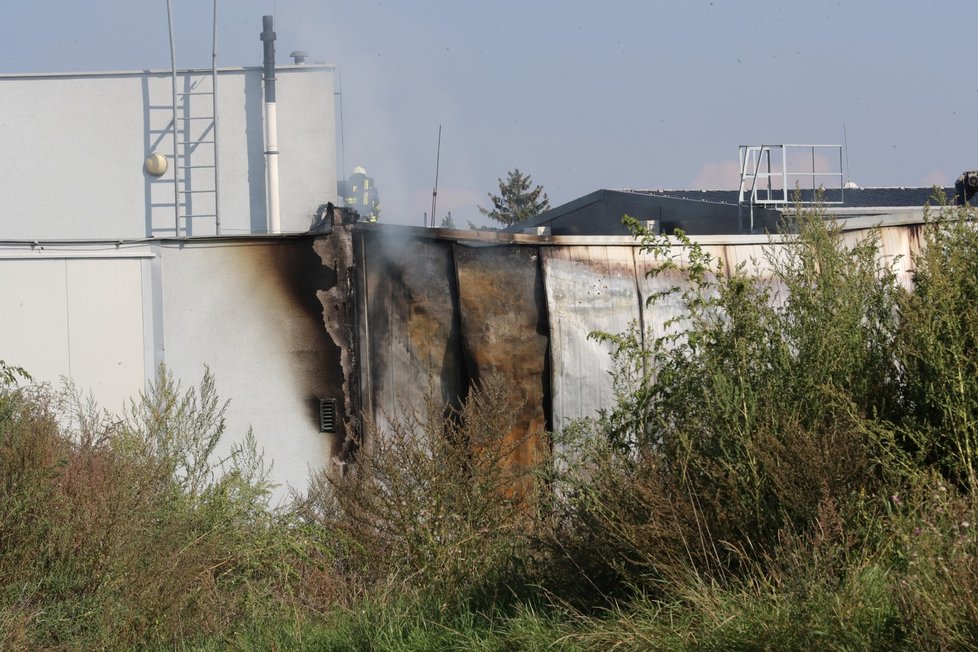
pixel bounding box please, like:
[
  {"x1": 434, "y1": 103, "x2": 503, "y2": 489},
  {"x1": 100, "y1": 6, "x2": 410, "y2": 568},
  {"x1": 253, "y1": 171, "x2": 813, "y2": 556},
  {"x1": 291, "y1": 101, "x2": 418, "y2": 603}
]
[{"x1": 509, "y1": 186, "x2": 958, "y2": 237}]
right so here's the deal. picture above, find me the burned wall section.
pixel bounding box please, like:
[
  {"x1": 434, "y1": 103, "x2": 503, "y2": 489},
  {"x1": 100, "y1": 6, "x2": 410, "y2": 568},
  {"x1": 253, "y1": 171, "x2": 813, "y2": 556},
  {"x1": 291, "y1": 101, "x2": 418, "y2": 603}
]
[
  {"x1": 313, "y1": 222, "x2": 359, "y2": 462},
  {"x1": 355, "y1": 228, "x2": 466, "y2": 442},
  {"x1": 237, "y1": 235, "x2": 351, "y2": 462},
  {"x1": 541, "y1": 246, "x2": 643, "y2": 435},
  {"x1": 453, "y1": 244, "x2": 550, "y2": 470}
]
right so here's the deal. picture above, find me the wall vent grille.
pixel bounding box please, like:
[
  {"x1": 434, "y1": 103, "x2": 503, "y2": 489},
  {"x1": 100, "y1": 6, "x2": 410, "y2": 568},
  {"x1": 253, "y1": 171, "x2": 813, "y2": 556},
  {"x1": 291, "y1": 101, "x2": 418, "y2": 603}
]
[{"x1": 319, "y1": 398, "x2": 338, "y2": 433}]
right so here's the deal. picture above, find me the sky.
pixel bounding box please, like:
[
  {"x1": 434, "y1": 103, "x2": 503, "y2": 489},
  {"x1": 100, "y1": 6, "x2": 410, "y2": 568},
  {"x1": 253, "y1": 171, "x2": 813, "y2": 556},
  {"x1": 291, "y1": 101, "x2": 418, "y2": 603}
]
[{"x1": 2, "y1": 0, "x2": 975, "y2": 226}]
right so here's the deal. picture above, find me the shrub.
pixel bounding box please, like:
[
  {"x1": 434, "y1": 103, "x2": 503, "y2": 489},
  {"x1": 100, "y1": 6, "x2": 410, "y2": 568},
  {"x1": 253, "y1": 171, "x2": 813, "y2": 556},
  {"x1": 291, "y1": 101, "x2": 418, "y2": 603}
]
[
  {"x1": 299, "y1": 373, "x2": 543, "y2": 609},
  {"x1": 0, "y1": 366, "x2": 311, "y2": 650},
  {"x1": 553, "y1": 209, "x2": 909, "y2": 599},
  {"x1": 897, "y1": 204, "x2": 978, "y2": 490}
]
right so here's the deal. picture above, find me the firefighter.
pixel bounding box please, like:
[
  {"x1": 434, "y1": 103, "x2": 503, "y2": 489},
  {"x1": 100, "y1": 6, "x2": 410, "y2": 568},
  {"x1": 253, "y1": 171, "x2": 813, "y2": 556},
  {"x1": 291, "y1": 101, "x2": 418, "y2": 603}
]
[{"x1": 339, "y1": 165, "x2": 381, "y2": 222}]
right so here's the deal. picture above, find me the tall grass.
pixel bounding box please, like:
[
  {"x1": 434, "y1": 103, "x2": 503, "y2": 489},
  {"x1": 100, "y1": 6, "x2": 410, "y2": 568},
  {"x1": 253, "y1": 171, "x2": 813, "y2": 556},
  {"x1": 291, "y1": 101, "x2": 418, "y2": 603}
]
[
  {"x1": 0, "y1": 367, "x2": 318, "y2": 650},
  {"x1": 5, "y1": 203, "x2": 978, "y2": 649},
  {"x1": 542, "y1": 203, "x2": 978, "y2": 648}
]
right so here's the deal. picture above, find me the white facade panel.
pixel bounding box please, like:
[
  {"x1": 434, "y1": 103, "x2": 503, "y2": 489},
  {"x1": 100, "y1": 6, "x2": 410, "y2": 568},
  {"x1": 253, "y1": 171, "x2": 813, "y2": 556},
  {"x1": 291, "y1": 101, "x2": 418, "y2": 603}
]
[
  {"x1": 64, "y1": 258, "x2": 147, "y2": 412},
  {"x1": 0, "y1": 258, "x2": 71, "y2": 382},
  {"x1": 158, "y1": 242, "x2": 331, "y2": 502},
  {"x1": 0, "y1": 66, "x2": 336, "y2": 240},
  {"x1": 0, "y1": 254, "x2": 147, "y2": 413}
]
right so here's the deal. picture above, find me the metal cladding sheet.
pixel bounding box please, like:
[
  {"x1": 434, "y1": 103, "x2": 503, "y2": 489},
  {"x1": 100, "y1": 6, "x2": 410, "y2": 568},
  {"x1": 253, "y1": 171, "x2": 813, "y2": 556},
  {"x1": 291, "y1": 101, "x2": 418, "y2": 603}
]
[
  {"x1": 541, "y1": 246, "x2": 641, "y2": 434},
  {"x1": 358, "y1": 230, "x2": 465, "y2": 435},
  {"x1": 634, "y1": 244, "x2": 728, "y2": 346},
  {"x1": 723, "y1": 241, "x2": 787, "y2": 307},
  {"x1": 454, "y1": 244, "x2": 549, "y2": 467},
  {"x1": 842, "y1": 225, "x2": 921, "y2": 290}
]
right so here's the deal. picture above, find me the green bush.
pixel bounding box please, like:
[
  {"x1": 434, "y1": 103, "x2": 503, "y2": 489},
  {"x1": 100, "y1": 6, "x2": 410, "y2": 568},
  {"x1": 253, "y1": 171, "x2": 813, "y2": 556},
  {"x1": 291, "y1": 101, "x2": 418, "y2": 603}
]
[
  {"x1": 0, "y1": 367, "x2": 314, "y2": 650},
  {"x1": 897, "y1": 204, "x2": 978, "y2": 490},
  {"x1": 549, "y1": 210, "x2": 907, "y2": 601}
]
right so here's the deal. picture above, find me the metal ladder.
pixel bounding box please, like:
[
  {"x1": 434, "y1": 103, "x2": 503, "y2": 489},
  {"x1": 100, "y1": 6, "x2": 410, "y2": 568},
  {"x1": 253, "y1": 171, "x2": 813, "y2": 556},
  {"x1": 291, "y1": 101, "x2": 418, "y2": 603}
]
[{"x1": 166, "y1": 1, "x2": 221, "y2": 236}]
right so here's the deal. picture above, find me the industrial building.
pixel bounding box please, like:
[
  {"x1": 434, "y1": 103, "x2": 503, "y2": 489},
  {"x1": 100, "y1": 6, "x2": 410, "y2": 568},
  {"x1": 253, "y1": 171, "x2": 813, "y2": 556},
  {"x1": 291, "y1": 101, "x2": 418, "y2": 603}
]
[{"x1": 0, "y1": 44, "x2": 949, "y2": 501}]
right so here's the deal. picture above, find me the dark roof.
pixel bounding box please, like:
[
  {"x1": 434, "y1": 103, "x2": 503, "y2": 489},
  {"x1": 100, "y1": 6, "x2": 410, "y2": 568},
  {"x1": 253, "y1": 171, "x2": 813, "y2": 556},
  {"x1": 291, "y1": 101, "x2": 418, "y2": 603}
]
[
  {"x1": 509, "y1": 189, "x2": 780, "y2": 236},
  {"x1": 509, "y1": 186, "x2": 956, "y2": 237}
]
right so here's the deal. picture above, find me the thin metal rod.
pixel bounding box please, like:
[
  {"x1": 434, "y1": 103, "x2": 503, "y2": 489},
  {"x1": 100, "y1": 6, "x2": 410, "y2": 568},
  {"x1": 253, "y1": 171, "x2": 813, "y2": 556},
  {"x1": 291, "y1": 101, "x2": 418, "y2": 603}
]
[
  {"x1": 430, "y1": 125, "x2": 441, "y2": 228},
  {"x1": 167, "y1": 0, "x2": 180, "y2": 236},
  {"x1": 211, "y1": 0, "x2": 221, "y2": 234},
  {"x1": 336, "y1": 67, "x2": 346, "y2": 178}
]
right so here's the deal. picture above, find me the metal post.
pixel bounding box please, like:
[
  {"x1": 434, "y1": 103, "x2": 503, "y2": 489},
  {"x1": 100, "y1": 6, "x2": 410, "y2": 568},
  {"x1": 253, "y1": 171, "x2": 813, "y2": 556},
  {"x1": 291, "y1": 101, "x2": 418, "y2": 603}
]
[
  {"x1": 261, "y1": 15, "x2": 281, "y2": 234},
  {"x1": 212, "y1": 0, "x2": 221, "y2": 234},
  {"x1": 430, "y1": 125, "x2": 441, "y2": 228},
  {"x1": 167, "y1": 0, "x2": 180, "y2": 236}
]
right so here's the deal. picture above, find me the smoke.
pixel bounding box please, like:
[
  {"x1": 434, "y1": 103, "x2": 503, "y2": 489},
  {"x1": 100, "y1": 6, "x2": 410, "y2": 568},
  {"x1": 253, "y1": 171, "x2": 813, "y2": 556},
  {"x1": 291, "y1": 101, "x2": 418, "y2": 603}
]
[{"x1": 691, "y1": 160, "x2": 741, "y2": 190}]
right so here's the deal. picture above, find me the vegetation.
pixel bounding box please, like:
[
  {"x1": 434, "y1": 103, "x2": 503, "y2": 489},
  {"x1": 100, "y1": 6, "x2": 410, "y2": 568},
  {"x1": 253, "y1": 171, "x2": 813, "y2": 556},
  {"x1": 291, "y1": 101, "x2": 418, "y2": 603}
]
[
  {"x1": 479, "y1": 168, "x2": 551, "y2": 226},
  {"x1": 4, "y1": 201, "x2": 978, "y2": 649}
]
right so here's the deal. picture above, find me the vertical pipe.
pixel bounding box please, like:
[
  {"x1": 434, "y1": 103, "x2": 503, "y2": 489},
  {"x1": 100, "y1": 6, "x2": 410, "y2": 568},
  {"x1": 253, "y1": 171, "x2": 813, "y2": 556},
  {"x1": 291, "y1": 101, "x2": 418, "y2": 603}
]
[
  {"x1": 167, "y1": 0, "x2": 180, "y2": 236},
  {"x1": 261, "y1": 15, "x2": 281, "y2": 234},
  {"x1": 430, "y1": 124, "x2": 441, "y2": 228},
  {"x1": 212, "y1": 0, "x2": 221, "y2": 234}
]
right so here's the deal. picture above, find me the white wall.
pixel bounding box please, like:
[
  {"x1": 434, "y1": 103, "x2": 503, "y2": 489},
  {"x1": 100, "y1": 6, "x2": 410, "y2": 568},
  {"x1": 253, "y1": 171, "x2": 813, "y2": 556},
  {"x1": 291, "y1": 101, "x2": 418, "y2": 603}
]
[
  {"x1": 157, "y1": 240, "x2": 333, "y2": 499},
  {"x1": 0, "y1": 239, "x2": 337, "y2": 503},
  {"x1": 0, "y1": 65, "x2": 336, "y2": 240},
  {"x1": 0, "y1": 249, "x2": 152, "y2": 414}
]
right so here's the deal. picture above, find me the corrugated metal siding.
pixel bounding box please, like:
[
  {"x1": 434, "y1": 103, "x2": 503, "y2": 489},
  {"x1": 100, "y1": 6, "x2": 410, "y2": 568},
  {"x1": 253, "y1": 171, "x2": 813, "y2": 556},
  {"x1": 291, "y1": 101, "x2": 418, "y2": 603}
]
[
  {"x1": 358, "y1": 230, "x2": 465, "y2": 436},
  {"x1": 352, "y1": 220, "x2": 930, "y2": 452},
  {"x1": 634, "y1": 244, "x2": 728, "y2": 344},
  {"x1": 454, "y1": 244, "x2": 549, "y2": 467},
  {"x1": 541, "y1": 246, "x2": 641, "y2": 433}
]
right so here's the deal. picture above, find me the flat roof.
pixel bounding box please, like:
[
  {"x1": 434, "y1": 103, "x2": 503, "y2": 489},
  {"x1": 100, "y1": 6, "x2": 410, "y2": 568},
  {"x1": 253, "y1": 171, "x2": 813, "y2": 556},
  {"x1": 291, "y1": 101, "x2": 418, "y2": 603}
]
[{"x1": 0, "y1": 63, "x2": 334, "y2": 81}]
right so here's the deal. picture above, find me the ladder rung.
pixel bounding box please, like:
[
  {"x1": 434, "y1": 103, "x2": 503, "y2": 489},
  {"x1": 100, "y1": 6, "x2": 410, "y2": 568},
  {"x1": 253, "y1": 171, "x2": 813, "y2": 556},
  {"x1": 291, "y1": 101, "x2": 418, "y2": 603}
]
[
  {"x1": 177, "y1": 92, "x2": 214, "y2": 96},
  {"x1": 178, "y1": 189, "x2": 216, "y2": 194},
  {"x1": 183, "y1": 164, "x2": 216, "y2": 169},
  {"x1": 178, "y1": 140, "x2": 215, "y2": 145},
  {"x1": 179, "y1": 214, "x2": 218, "y2": 218},
  {"x1": 179, "y1": 116, "x2": 216, "y2": 120}
]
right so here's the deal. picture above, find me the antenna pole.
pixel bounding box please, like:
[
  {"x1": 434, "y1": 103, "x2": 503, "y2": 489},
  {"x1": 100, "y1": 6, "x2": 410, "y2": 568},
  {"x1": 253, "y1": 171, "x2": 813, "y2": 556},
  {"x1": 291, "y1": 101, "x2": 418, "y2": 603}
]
[
  {"x1": 843, "y1": 122, "x2": 851, "y2": 186},
  {"x1": 336, "y1": 67, "x2": 346, "y2": 179},
  {"x1": 430, "y1": 124, "x2": 441, "y2": 228}
]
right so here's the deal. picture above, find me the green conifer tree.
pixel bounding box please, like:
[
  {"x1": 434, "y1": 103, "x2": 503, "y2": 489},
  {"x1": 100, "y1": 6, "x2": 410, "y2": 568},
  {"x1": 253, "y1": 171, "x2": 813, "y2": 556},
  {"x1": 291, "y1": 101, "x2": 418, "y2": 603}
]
[{"x1": 478, "y1": 169, "x2": 550, "y2": 226}]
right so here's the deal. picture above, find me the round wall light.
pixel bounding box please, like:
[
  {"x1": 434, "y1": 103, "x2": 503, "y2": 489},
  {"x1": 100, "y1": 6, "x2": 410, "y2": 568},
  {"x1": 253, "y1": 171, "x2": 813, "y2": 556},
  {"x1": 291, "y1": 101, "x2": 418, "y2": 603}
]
[{"x1": 145, "y1": 152, "x2": 169, "y2": 177}]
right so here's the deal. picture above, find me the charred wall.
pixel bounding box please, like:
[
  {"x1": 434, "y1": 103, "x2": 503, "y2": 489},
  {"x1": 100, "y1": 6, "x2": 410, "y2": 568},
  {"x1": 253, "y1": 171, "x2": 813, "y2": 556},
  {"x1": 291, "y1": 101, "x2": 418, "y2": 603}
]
[
  {"x1": 233, "y1": 233, "x2": 353, "y2": 462},
  {"x1": 325, "y1": 222, "x2": 925, "y2": 474},
  {"x1": 454, "y1": 245, "x2": 550, "y2": 468},
  {"x1": 353, "y1": 228, "x2": 467, "y2": 439}
]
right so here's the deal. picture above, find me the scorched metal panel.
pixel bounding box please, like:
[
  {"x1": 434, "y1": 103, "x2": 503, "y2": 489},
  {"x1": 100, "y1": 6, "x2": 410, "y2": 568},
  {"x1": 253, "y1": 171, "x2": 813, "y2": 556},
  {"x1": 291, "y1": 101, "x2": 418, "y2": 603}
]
[
  {"x1": 541, "y1": 245, "x2": 641, "y2": 433},
  {"x1": 454, "y1": 244, "x2": 549, "y2": 467},
  {"x1": 358, "y1": 231, "x2": 465, "y2": 437}
]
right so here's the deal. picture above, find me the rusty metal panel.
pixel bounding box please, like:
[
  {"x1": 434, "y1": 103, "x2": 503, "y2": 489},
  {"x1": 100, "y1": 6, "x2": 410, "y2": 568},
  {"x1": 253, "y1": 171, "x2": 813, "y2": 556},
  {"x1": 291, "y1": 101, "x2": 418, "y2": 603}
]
[
  {"x1": 541, "y1": 245, "x2": 641, "y2": 434},
  {"x1": 454, "y1": 244, "x2": 549, "y2": 467},
  {"x1": 356, "y1": 229, "x2": 465, "y2": 437},
  {"x1": 842, "y1": 225, "x2": 921, "y2": 290}
]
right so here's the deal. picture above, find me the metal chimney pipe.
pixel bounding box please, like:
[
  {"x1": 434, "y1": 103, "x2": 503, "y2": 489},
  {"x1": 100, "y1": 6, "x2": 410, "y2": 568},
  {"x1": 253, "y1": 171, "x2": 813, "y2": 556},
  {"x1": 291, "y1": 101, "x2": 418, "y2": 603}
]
[{"x1": 260, "y1": 15, "x2": 281, "y2": 233}]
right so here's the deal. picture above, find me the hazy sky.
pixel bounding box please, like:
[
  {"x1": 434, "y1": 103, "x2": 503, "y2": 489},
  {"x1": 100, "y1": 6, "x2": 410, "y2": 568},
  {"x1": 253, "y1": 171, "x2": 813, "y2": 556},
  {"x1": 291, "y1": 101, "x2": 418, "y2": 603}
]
[{"x1": 3, "y1": 1, "x2": 975, "y2": 226}]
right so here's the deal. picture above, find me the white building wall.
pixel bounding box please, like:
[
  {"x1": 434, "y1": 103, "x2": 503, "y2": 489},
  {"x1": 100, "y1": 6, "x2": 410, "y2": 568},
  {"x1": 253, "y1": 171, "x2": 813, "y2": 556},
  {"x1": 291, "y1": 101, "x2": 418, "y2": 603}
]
[
  {"x1": 0, "y1": 65, "x2": 336, "y2": 240},
  {"x1": 0, "y1": 239, "x2": 336, "y2": 503},
  {"x1": 157, "y1": 241, "x2": 332, "y2": 498},
  {"x1": 0, "y1": 250, "x2": 152, "y2": 414}
]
